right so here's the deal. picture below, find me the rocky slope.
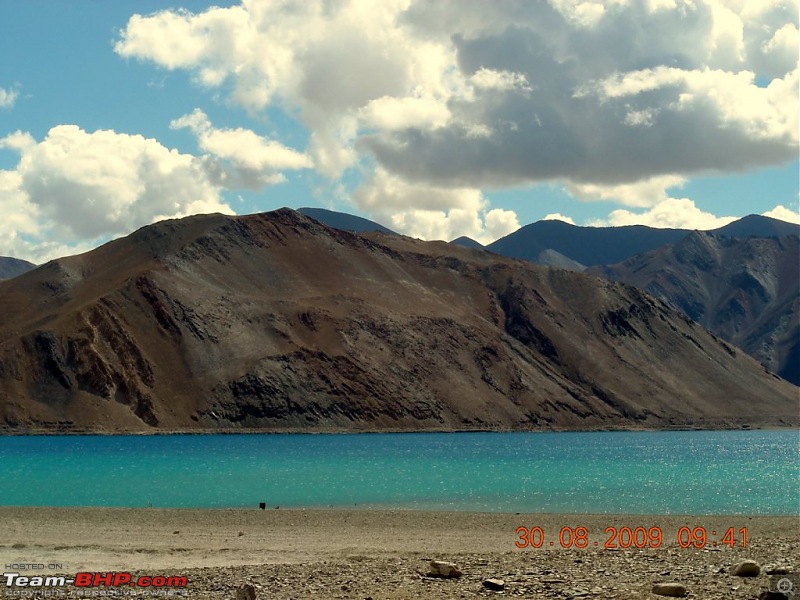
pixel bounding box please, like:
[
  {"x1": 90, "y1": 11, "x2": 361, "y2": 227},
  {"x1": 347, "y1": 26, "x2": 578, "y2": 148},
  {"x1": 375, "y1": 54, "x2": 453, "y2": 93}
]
[
  {"x1": 588, "y1": 232, "x2": 800, "y2": 385},
  {"x1": 0, "y1": 209, "x2": 796, "y2": 432}
]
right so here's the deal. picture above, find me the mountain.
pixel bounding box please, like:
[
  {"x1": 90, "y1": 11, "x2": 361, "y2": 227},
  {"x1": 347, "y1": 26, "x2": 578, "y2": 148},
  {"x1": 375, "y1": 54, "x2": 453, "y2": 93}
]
[
  {"x1": 297, "y1": 207, "x2": 396, "y2": 235},
  {"x1": 588, "y1": 231, "x2": 800, "y2": 384},
  {"x1": 0, "y1": 257, "x2": 36, "y2": 280},
  {"x1": 712, "y1": 214, "x2": 799, "y2": 238},
  {"x1": 450, "y1": 236, "x2": 485, "y2": 249},
  {"x1": 0, "y1": 209, "x2": 796, "y2": 433},
  {"x1": 486, "y1": 215, "x2": 799, "y2": 268},
  {"x1": 534, "y1": 249, "x2": 585, "y2": 271},
  {"x1": 487, "y1": 220, "x2": 688, "y2": 267}
]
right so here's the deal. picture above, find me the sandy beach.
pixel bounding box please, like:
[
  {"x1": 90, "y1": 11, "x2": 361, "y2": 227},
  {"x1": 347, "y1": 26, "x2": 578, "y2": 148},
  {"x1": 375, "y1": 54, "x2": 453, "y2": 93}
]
[{"x1": 0, "y1": 508, "x2": 796, "y2": 599}]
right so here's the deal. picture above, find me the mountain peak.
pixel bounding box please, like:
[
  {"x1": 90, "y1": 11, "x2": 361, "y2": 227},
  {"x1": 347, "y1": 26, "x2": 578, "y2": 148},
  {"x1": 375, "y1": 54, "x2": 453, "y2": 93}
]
[
  {"x1": 297, "y1": 207, "x2": 396, "y2": 235},
  {"x1": 713, "y1": 214, "x2": 799, "y2": 238},
  {"x1": 450, "y1": 236, "x2": 485, "y2": 249}
]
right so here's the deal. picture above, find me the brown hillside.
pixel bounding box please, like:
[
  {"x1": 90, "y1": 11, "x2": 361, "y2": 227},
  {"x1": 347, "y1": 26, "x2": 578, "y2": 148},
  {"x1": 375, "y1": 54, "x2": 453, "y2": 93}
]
[{"x1": 0, "y1": 209, "x2": 796, "y2": 432}]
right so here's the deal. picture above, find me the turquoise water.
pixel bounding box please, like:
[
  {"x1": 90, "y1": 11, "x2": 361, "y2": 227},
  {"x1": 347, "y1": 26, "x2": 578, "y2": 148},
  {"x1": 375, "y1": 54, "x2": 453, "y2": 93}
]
[{"x1": 0, "y1": 430, "x2": 797, "y2": 514}]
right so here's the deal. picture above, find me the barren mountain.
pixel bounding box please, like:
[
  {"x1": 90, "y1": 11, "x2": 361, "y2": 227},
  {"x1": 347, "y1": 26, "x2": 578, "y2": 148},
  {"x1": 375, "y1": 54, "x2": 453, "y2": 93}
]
[
  {"x1": 487, "y1": 219, "x2": 688, "y2": 267},
  {"x1": 486, "y1": 214, "x2": 798, "y2": 268},
  {"x1": 0, "y1": 256, "x2": 36, "y2": 280},
  {"x1": 0, "y1": 209, "x2": 796, "y2": 433},
  {"x1": 588, "y1": 231, "x2": 800, "y2": 385},
  {"x1": 297, "y1": 207, "x2": 396, "y2": 235},
  {"x1": 450, "y1": 236, "x2": 485, "y2": 249}
]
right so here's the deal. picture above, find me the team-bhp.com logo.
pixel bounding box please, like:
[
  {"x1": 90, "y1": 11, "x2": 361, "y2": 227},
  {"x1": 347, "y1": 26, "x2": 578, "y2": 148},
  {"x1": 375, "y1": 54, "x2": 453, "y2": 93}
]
[{"x1": 4, "y1": 572, "x2": 188, "y2": 589}]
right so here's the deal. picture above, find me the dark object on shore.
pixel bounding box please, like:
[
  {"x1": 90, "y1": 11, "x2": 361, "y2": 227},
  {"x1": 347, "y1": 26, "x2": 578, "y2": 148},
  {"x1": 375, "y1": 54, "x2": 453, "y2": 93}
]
[
  {"x1": 235, "y1": 583, "x2": 257, "y2": 600},
  {"x1": 259, "y1": 502, "x2": 266, "y2": 510}
]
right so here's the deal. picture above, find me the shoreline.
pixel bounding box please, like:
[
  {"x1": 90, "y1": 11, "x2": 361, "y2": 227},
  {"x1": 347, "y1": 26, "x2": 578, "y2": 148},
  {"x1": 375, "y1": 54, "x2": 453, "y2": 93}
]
[
  {"x1": 0, "y1": 508, "x2": 796, "y2": 598},
  {"x1": 2, "y1": 505, "x2": 800, "y2": 516},
  {"x1": 2, "y1": 424, "x2": 797, "y2": 436}
]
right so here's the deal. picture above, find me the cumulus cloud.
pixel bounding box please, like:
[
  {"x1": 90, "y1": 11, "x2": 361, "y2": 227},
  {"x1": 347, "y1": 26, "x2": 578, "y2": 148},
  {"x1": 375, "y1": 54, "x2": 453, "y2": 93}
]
[
  {"x1": 543, "y1": 213, "x2": 576, "y2": 225},
  {"x1": 353, "y1": 167, "x2": 518, "y2": 243},
  {"x1": 386, "y1": 207, "x2": 520, "y2": 244},
  {"x1": 115, "y1": 1, "x2": 798, "y2": 236},
  {"x1": 591, "y1": 198, "x2": 737, "y2": 230},
  {"x1": 398, "y1": 2, "x2": 795, "y2": 187},
  {"x1": 0, "y1": 86, "x2": 18, "y2": 109},
  {"x1": 0, "y1": 126, "x2": 233, "y2": 262},
  {"x1": 170, "y1": 109, "x2": 311, "y2": 188},
  {"x1": 358, "y1": 96, "x2": 450, "y2": 132},
  {"x1": 763, "y1": 204, "x2": 800, "y2": 224},
  {"x1": 566, "y1": 175, "x2": 687, "y2": 207}
]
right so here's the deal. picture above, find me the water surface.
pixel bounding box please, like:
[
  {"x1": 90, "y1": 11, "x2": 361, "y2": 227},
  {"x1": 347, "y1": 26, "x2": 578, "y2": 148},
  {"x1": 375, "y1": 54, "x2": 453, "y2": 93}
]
[{"x1": 1, "y1": 430, "x2": 797, "y2": 514}]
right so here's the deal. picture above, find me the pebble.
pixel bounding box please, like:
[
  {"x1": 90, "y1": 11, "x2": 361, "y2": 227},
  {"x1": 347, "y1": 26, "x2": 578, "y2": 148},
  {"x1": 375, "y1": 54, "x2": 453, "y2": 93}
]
[
  {"x1": 483, "y1": 578, "x2": 505, "y2": 591},
  {"x1": 766, "y1": 565, "x2": 793, "y2": 575},
  {"x1": 428, "y1": 560, "x2": 462, "y2": 578},
  {"x1": 732, "y1": 560, "x2": 761, "y2": 577},
  {"x1": 652, "y1": 582, "x2": 688, "y2": 597}
]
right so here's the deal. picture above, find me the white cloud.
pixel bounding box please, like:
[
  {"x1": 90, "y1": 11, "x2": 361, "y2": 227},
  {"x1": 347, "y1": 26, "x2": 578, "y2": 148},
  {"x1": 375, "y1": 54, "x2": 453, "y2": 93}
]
[
  {"x1": 0, "y1": 126, "x2": 233, "y2": 262},
  {"x1": 354, "y1": 167, "x2": 485, "y2": 213},
  {"x1": 387, "y1": 207, "x2": 519, "y2": 244},
  {"x1": 587, "y1": 66, "x2": 798, "y2": 143},
  {"x1": 470, "y1": 68, "x2": 531, "y2": 92},
  {"x1": 566, "y1": 175, "x2": 687, "y2": 207},
  {"x1": 763, "y1": 204, "x2": 800, "y2": 224},
  {"x1": 0, "y1": 86, "x2": 18, "y2": 109},
  {"x1": 543, "y1": 212, "x2": 576, "y2": 225},
  {"x1": 363, "y1": 2, "x2": 799, "y2": 188},
  {"x1": 115, "y1": 1, "x2": 798, "y2": 227},
  {"x1": 353, "y1": 167, "x2": 517, "y2": 244},
  {"x1": 115, "y1": 7, "x2": 252, "y2": 74},
  {"x1": 485, "y1": 208, "x2": 521, "y2": 239},
  {"x1": 170, "y1": 109, "x2": 311, "y2": 188},
  {"x1": 359, "y1": 96, "x2": 451, "y2": 131},
  {"x1": 592, "y1": 198, "x2": 737, "y2": 229}
]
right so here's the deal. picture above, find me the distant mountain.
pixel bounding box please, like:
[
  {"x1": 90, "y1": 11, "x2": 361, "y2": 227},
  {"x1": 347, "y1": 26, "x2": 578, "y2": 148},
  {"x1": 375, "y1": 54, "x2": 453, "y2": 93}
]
[
  {"x1": 298, "y1": 207, "x2": 396, "y2": 235},
  {"x1": 487, "y1": 215, "x2": 799, "y2": 268},
  {"x1": 450, "y1": 236, "x2": 485, "y2": 249},
  {"x1": 535, "y1": 249, "x2": 585, "y2": 271},
  {"x1": 1, "y1": 209, "x2": 795, "y2": 433},
  {"x1": 588, "y1": 232, "x2": 800, "y2": 385},
  {"x1": 0, "y1": 257, "x2": 36, "y2": 280},
  {"x1": 487, "y1": 220, "x2": 688, "y2": 267},
  {"x1": 712, "y1": 214, "x2": 799, "y2": 238}
]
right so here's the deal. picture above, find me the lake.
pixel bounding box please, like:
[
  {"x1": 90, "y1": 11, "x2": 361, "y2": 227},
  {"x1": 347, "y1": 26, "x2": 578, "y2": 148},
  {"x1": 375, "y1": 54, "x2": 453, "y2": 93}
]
[{"x1": 0, "y1": 430, "x2": 797, "y2": 514}]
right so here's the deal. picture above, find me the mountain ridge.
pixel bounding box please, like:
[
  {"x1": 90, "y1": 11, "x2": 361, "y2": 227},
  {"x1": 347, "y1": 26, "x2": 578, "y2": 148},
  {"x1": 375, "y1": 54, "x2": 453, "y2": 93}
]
[{"x1": 0, "y1": 209, "x2": 795, "y2": 433}]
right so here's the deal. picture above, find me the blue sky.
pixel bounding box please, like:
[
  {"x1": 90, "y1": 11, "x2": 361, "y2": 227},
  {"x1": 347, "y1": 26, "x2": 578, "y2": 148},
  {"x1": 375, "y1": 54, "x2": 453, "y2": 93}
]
[{"x1": 0, "y1": 0, "x2": 797, "y2": 262}]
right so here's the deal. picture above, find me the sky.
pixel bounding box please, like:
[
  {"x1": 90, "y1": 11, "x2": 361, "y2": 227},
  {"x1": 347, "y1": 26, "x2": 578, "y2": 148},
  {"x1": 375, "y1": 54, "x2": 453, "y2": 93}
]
[{"x1": 0, "y1": 0, "x2": 798, "y2": 263}]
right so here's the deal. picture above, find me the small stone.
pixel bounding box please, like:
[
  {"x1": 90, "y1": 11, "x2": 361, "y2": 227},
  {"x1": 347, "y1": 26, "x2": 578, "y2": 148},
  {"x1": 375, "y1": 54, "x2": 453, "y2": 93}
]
[
  {"x1": 235, "y1": 584, "x2": 257, "y2": 600},
  {"x1": 483, "y1": 578, "x2": 505, "y2": 591},
  {"x1": 766, "y1": 566, "x2": 793, "y2": 575},
  {"x1": 428, "y1": 560, "x2": 462, "y2": 579},
  {"x1": 652, "y1": 582, "x2": 688, "y2": 597},
  {"x1": 732, "y1": 560, "x2": 761, "y2": 577}
]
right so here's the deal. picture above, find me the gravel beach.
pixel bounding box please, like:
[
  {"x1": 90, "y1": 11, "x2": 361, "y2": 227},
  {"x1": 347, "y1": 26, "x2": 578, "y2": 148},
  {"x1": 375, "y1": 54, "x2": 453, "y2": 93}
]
[{"x1": 0, "y1": 508, "x2": 796, "y2": 599}]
